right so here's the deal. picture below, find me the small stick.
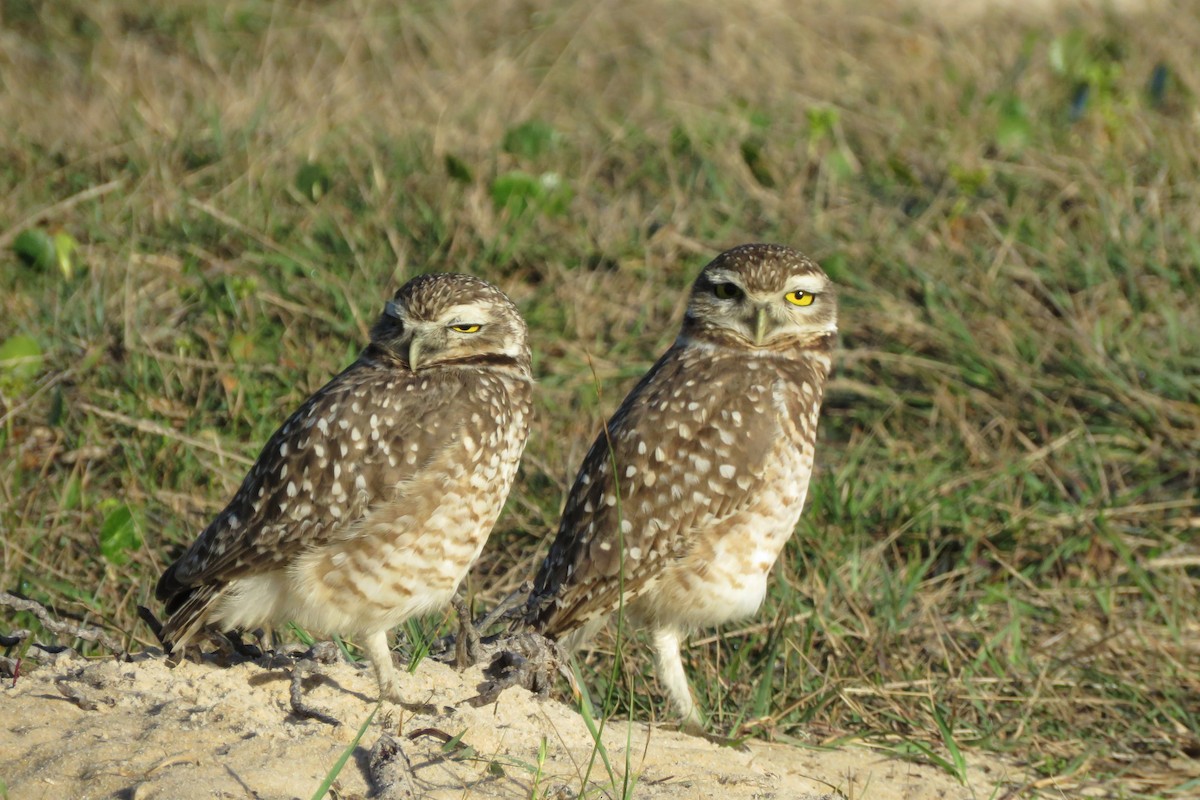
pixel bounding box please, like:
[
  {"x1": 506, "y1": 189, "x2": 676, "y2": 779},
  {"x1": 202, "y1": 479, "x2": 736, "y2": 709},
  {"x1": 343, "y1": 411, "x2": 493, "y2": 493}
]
[
  {"x1": 289, "y1": 659, "x2": 341, "y2": 726},
  {"x1": 476, "y1": 581, "x2": 534, "y2": 630},
  {"x1": 55, "y1": 678, "x2": 99, "y2": 711},
  {"x1": 0, "y1": 591, "x2": 123, "y2": 653}
]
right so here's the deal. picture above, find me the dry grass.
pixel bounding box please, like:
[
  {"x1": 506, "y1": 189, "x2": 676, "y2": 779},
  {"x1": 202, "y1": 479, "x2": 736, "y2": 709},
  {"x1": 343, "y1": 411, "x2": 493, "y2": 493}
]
[{"x1": 2, "y1": 0, "x2": 1198, "y2": 796}]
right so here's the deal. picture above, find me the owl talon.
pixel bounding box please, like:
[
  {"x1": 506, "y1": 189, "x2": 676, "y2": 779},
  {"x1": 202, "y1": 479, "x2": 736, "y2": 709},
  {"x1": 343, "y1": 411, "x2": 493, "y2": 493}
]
[
  {"x1": 432, "y1": 587, "x2": 533, "y2": 668},
  {"x1": 692, "y1": 729, "x2": 749, "y2": 750},
  {"x1": 451, "y1": 596, "x2": 482, "y2": 669},
  {"x1": 378, "y1": 683, "x2": 407, "y2": 706},
  {"x1": 377, "y1": 674, "x2": 439, "y2": 714}
]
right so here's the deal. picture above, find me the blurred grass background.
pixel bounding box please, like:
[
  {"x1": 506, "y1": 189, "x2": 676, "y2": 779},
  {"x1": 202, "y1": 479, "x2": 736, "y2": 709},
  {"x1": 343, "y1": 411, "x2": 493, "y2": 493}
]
[{"x1": 1, "y1": 0, "x2": 1197, "y2": 795}]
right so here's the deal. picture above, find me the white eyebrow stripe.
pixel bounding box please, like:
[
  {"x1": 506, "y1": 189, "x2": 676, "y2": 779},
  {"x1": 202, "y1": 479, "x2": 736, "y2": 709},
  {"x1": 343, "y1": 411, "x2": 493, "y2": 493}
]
[
  {"x1": 788, "y1": 276, "x2": 828, "y2": 294},
  {"x1": 704, "y1": 269, "x2": 744, "y2": 286},
  {"x1": 438, "y1": 303, "x2": 490, "y2": 323}
]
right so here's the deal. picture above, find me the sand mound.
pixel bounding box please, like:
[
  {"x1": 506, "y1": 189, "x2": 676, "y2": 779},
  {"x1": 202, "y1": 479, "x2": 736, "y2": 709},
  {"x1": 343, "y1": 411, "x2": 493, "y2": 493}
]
[{"x1": 1, "y1": 650, "x2": 1023, "y2": 799}]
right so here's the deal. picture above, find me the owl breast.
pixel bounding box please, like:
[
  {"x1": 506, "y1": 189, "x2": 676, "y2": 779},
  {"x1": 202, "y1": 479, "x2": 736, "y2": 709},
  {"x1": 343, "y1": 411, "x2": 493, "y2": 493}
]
[
  {"x1": 633, "y1": 365, "x2": 819, "y2": 630},
  {"x1": 211, "y1": 370, "x2": 531, "y2": 638}
]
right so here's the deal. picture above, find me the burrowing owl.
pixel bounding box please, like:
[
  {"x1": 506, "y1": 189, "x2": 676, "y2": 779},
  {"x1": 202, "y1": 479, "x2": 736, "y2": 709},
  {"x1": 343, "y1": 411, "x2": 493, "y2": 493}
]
[
  {"x1": 156, "y1": 273, "x2": 533, "y2": 703},
  {"x1": 524, "y1": 244, "x2": 836, "y2": 730}
]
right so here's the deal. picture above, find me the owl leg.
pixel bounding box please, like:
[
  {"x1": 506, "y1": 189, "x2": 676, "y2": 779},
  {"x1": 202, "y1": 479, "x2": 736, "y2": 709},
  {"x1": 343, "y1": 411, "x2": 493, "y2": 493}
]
[
  {"x1": 363, "y1": 629, "x2": 405, "y2": 704},
  {"x1": 651, "y1": 626, "x2": 704, "y2": 734}
]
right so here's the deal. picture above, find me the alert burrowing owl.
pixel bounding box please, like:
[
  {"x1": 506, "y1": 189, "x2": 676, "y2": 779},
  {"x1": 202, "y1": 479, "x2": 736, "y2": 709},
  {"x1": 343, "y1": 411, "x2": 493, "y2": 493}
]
[
  {"x1": 156, "y1": 273, "x2": 533, "y2": 703},
  {"x1": 524, "y1": 244, "x2": 836, "y2": 730}
]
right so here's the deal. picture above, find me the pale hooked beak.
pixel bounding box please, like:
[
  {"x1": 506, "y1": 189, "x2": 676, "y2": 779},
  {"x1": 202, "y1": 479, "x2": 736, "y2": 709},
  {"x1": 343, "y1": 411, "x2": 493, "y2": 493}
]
[
  {"x1": 408, "y1": 337, "x2": 424, "y2": 372},
  {"x1": 753, "y1": 306, "x2": 769, "y2": 346}
]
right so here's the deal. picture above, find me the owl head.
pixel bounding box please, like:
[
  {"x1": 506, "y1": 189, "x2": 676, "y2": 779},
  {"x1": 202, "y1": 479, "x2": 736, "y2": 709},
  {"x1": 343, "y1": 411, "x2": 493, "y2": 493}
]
[
  {"x1": 370, "y1": 273, "x2": 529, "y2": 371},
  {"x1": 682, "y1": 243, "x2": 837, "y2": 350}
]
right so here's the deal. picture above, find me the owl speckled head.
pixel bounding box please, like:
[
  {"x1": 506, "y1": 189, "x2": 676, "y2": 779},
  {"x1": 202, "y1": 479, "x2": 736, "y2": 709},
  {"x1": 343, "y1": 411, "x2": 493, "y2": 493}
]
[
  {"x1": 684, "y1": 243, "x2": 837, "y2": 350},
  {"x1": 370, "y1": 273, "x2": 529, "y2": 371}
]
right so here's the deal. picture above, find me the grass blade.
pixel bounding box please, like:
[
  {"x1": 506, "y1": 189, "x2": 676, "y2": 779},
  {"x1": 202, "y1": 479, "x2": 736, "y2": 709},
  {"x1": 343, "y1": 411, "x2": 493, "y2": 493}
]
[{"x1": 309, "y1": 703, "x2": 379, "y2": 800}]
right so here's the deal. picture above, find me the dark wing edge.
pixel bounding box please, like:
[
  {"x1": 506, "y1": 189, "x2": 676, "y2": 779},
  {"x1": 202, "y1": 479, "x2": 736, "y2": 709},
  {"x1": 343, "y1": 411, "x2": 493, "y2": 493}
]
[
  {"x1": 153, "y1": 361, "x2": 372, "y2": 616},
  {"x1": 523, "y1": 349, "x2": 784, "y2": 638},
  {"x1": 523, "y1": 350, "x2": 689, "y2": 636},
  {"x1": 155, "y1": 581, "x2": 220, "y2": 653}
]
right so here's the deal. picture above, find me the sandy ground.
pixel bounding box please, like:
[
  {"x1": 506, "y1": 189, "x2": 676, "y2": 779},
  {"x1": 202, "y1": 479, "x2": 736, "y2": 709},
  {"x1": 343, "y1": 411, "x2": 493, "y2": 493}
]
[{"x1": 2, "y1": 651, "x2": 1024, "y2": 800}]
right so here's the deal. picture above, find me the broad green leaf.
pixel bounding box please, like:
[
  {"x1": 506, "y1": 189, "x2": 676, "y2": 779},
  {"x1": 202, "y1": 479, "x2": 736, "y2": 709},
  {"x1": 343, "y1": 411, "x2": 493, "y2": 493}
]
[
  {"x1": 295, "y1": 161, "x2": 331, "y2": 202},
  {"x1": 490, "y1": 170, "x2": 542, "y2": 215},
  {"x1": 13, "y1": 229, "x2": 56, "y2": 270},
  {"x1": 534, "y1": 172, "x2": 573, "y2": 216},
  {"x1": 99, "y1": 503, "x2": 142, "y2": 566},
  {"x1": 805, "y1": 107, "x2": 840, "y2": 143},
  {"x1": 501, "y1": 120, "x2": 560, "y2": 159},
  {"x1": 0, "y1": 334, "x2": 43, "y2": 389}
]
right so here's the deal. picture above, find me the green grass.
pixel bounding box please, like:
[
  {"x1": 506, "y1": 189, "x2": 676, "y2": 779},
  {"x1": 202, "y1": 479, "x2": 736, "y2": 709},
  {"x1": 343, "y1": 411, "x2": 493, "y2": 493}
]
[
  {"x1": 2, "y1": 0, "x2": 1198, "y2": 797},
  {"x1": 310, "y1": 702, "x2": 379, "y2": 800}
]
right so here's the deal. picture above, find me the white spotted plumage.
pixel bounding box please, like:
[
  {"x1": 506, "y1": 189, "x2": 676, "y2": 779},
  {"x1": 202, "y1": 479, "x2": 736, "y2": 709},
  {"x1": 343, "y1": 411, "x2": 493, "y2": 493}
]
[
  {"x1": 157, "y1": 273, "x2": 533, "y2": 704},
  {"x1": 525, "y1": 244, "x2": 838, "y2": 731}
]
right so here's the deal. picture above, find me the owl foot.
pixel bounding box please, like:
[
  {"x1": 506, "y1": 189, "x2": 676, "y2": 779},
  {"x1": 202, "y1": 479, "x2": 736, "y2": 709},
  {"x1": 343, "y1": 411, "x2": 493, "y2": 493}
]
[
  {"x1": 376, "y1": 670, "x2": 439, "y2": 714},
  {"x1": 695, "y1": 729, "x2": 751, "y2": 750},
  {"x1": 431, "y1": 584, "x2": 533, "y2": 668},
  {"x1": 450, "y1": 596, "x2": 482, "y2": 669},
  {"x1": 225, "y1": 629, "x2": 267, "y2": 660}
]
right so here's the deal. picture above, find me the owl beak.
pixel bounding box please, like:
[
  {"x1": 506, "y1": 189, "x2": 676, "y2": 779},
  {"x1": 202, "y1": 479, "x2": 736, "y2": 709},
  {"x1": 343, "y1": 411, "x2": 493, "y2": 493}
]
[
  {"x1": 407, "y1": 337, "x2": 424, "y2": 371},
  {"x1": 753, "y1": 306, "x2": 770, "y2": 346}
]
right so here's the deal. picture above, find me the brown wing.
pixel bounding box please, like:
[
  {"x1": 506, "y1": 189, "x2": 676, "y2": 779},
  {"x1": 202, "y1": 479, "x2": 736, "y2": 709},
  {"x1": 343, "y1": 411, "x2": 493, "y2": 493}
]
[
  {"x1": 156, "y1": 349, "x2": 478, "y2": 609},
  {"x1": 527, "y1": 343, "x2": 786, "y2": 636}
]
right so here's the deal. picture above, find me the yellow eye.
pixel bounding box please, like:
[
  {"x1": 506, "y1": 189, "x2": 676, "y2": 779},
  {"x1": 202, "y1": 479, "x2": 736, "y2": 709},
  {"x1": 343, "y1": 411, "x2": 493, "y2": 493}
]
[
  {"x1": 785, "y1": 291, "x2": 814, "y2": 307},
  {"x1": 712, "y1": 283, "x2": 741, "y2": 300},
  {"x1": 450, "y1": 324, "x2": 481, "y2": 333}
]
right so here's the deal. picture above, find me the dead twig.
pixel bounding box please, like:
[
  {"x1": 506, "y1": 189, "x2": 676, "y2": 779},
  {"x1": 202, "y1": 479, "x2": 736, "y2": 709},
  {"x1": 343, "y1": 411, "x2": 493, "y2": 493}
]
[
  {"x1": 0, "y1": 178, "x2": 126, "y2": 249},
  {"x1": 78, "y1": 403, "x2": 254, "y2": 468},
  {"x1": 0, "y1": 591, "x2": 124, "y2": 653},
  {"x1": 287, "y1": 643, "x2": 345, "y2": 726},
  {"x1": 55, "y1": 677, "x2": 99, "y2": 710}
]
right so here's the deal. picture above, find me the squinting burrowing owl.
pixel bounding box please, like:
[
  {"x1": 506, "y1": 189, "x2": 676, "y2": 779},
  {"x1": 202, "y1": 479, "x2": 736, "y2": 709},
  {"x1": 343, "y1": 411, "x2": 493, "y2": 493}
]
[
  {"x1": 156, "y1": 273, "x2": 533, "y2": 703},
  {"x1": 524, "y1": 243, "x2": 836, "y2": 730}
]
